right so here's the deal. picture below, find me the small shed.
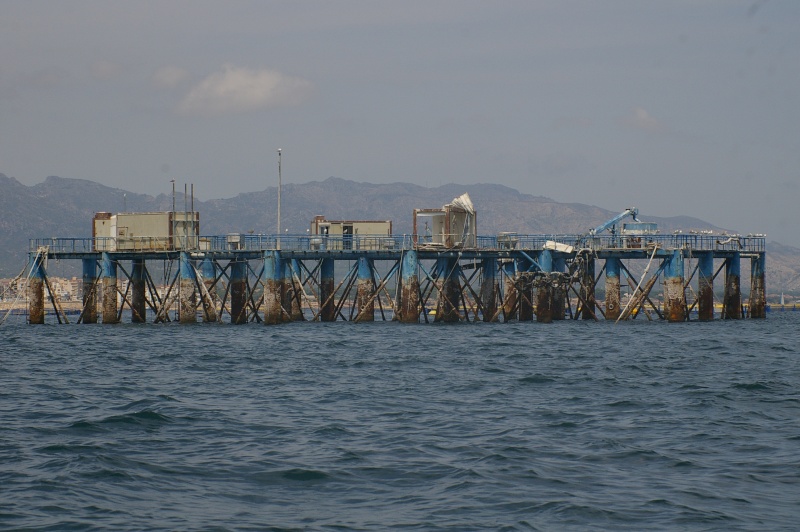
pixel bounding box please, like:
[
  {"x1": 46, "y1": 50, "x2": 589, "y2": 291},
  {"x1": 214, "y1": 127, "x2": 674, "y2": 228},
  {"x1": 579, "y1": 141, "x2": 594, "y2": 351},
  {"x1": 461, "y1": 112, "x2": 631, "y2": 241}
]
[
  {"x1": 309, "y1": 215, "x2": 393, "y2": 250},
  {"x1": 93, "y1": 211, "x2": 200, "y2": 251},
  {"x1": 413, "y1": 193, "x2": 477, "y2": 249}
]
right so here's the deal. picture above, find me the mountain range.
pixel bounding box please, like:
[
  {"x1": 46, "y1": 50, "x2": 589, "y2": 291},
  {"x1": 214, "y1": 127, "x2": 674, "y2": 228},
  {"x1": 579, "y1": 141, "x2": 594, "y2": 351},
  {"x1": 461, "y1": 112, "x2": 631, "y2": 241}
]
[{"x1": 2, "y1": 173, "x2": 799, "y2": 294}]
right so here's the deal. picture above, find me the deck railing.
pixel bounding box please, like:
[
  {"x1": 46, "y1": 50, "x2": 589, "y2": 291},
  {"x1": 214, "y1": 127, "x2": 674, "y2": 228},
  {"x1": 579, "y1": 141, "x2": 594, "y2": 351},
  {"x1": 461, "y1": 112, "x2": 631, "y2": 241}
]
[{"x1": 29, "y1": 233, "x2": 766, "y2": 254}]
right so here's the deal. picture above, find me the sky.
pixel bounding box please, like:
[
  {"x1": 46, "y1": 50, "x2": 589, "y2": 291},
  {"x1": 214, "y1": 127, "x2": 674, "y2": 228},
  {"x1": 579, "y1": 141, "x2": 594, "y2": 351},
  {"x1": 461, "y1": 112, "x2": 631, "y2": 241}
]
[{"x1": 1, "y1": 1, "x2": 799, "y2": 245}]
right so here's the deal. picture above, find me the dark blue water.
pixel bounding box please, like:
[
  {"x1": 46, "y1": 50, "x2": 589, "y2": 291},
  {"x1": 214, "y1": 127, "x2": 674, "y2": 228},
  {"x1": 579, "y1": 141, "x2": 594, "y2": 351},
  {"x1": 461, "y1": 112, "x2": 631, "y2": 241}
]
[{"x1": 2, "y1": 314, "x2": 799, "y2": 531}]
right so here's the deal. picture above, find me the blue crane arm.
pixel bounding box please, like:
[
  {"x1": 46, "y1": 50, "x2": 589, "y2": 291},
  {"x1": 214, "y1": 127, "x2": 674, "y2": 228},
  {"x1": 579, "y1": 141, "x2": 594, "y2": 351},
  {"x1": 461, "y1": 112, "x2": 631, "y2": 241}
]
[{"x1": 589, "y1": 207, "x2": 639, "y2": 236}]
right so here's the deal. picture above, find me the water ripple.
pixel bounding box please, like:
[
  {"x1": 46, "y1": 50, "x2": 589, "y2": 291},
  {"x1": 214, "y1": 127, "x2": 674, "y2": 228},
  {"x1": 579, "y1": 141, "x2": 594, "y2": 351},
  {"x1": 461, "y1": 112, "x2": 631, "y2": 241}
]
[{"x1": 1, "y1": 315, "x2": 799, "y2": 530}]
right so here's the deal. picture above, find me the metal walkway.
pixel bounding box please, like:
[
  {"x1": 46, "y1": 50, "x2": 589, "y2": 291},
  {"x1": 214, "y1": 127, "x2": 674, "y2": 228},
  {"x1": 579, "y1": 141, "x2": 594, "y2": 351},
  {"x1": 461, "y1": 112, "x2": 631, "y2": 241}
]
[{"x1": 21, "y1": 232, "x2": 766, "y2": 324}]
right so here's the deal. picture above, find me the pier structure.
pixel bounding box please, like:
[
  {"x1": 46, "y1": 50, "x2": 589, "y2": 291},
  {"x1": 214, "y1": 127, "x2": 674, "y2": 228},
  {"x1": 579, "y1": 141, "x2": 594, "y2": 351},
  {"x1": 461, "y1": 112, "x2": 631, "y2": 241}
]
[{"x1": 20, "y1": 231, "x2": 766, "y2": 325}]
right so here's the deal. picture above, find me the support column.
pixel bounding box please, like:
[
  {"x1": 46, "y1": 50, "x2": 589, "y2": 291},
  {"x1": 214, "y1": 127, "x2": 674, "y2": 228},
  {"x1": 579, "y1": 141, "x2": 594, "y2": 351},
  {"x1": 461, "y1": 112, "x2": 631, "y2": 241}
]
[
  {"x1": 552, "y1": 257, "x2": 566, "y2": 320},
  {"x1": 230, "y1": 259, "x2": 248, "y2": 324},
  {"x1": 81, "y1": 258, "x2": 97, "y2": 324},
  {"x1": 290, "y1": 259, "x2": 305, "y2": 321},
  {"x1": 580, "y1": 255, "x2": 596, "y2": 320},
  {"x1": 536, "y1": 250, "x2": 553, "y2": 323},
  {"x1": 356, "y1": 256, "x2": 375, "y2": 322},
  {"x1": 28, "y1": 253, "x2": 45, "y2": 324},
  {"x1": 178, "y1": 251, "x2": 196, "y2": 323},
  {"x1": 102, "y1": 252, "x2": 119, "y2": 324},
  {"x1": 201, "y1": 256, "x2": 217, "y2": 322},
  {"x1": 481, "y1": 257, "x2": 498, "y2": 322},
  {"x1": 749, "y1": 253, "x2": 766, "y2": 319},
  {"x1": 605, "y1": 257, "x2": 621, "y2": 321},
  {"x1": 435, "y1": 256, "x2": 460, "y2": 322},
  {"x1": 263, "y1": 250, "x2": 284, "y2": 325},
  {"x1": 502, "y1": 260, "x2": 518, "y2": 321},
  {"x1": 663, "y1": 249, "x2": 687, "y2": 322},
  {"x1": 319, "y1": 258, "x2": 335, "y2": 322},
  {"x1": 131, "y1": 259, "x2": 146, "y2": 323},
  {"x1": 698, "y1": 252, "x2": 714, "y2": 321},
  {"x1": 518, "y1": 272, "x2": 534, "y2": 322},
  {"x1": 723, "y1": 252, "x2": 741, "y2": 319},
  {"x1": 280, "y1": 258, "x2": 292, "y2": 322},
  {"x1": 398, "y1": 250, "x2": 420, "y2": 323}
]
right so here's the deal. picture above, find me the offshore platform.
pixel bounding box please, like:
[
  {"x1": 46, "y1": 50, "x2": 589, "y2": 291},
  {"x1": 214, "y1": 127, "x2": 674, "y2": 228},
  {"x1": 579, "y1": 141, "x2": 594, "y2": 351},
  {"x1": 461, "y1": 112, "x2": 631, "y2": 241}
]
[{"x1": 16, "y1": 196, "x2": 766, "y2": 325}]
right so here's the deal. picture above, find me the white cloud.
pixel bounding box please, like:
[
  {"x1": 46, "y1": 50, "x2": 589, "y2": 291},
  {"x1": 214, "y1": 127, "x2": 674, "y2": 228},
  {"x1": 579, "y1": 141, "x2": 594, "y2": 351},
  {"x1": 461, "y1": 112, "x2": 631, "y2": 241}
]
[
  {"x1": 152, "y1": 66, "x2": 190, "y2": 89},
  {"x1": 624, "y1": 107, "x2": 663, "y2": 132},
  {"x1": 176, "y1": 65, "x2": 312, "y2": 116}
]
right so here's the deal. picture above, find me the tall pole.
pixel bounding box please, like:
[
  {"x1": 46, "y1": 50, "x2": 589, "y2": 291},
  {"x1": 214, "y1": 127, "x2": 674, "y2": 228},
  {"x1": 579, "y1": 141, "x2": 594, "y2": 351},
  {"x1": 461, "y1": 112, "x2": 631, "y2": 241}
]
[
  {"x1": 184, "y1": 183, "x2": 188, "y2": 249},
  {"x1": 171, "y1": 179, "x2": 176, "y2": 250},
  {"x1": 277, "y1": 148, "x2": 282, "y2": 250},
  {"x1": 191, "y1": 183, "x2": 195, "y2": 250}
]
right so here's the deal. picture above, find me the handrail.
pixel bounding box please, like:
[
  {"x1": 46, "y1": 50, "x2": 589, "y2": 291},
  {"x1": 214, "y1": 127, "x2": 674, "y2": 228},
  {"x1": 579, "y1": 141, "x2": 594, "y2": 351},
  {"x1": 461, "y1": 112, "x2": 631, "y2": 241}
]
[{"x1": 28, "y1": 233, "x2": 766, "y2": 254}]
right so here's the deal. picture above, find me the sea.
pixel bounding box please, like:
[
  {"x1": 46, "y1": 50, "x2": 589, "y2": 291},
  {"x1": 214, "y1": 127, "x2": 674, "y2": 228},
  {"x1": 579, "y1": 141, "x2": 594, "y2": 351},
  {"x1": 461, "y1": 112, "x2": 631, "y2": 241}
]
[{"x1": 1, "y1": 312, "x2": 799, "y2": 531}]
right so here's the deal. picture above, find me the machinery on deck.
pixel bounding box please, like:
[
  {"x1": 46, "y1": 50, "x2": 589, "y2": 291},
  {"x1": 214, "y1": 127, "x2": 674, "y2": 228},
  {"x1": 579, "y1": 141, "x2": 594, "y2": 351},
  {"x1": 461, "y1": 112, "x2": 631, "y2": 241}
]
[
  {"x1": 589, "y1": 207, "x2": 639, "y2": 237},
  {"x1": 584, "y1": 207, "x2": 659, "y2": 249}
]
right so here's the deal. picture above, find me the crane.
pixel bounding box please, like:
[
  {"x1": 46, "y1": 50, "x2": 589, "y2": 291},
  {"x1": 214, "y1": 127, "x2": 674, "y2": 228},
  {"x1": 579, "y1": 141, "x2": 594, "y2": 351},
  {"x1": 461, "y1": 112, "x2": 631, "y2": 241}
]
[{"x1": 589, "y1": 207, "x2": 639, "y2": 237}]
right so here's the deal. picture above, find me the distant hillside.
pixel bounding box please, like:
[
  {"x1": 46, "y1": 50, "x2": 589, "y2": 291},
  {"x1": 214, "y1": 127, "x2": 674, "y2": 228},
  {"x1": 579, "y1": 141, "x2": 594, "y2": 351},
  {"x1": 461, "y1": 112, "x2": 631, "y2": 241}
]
[{"x1": 2, "y1": 173, "x2": 800, "y2": 292}]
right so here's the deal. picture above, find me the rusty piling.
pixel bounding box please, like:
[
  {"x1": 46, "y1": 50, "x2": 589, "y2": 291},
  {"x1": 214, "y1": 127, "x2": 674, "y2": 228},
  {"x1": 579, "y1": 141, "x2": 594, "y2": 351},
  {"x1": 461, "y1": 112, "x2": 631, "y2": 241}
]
[
  {"x1": 580, "y1": 255, "x2": 595, "y2": 320},
  {"x1": 131, "y1": 259, "x2": 146, "y2": 323},
  {"x1": 536, "y1": 250, "x2": 554, "y2": 323},
  {"x1": 27, "y1": 253, "x2": 45, "y2": 324},
  {"x1": 723, "y1": 252, "x2": 741, "y2": 319},
  {"x1": 517, "y1": 272, "x2": 534, "y2": 322},
  {"x1": 178, "y1": 251, "x2": 196, "y2": 323},
  {"x1": 289, "y1": 259, "x2": 305, "y2": 321},
  {"x1": 101, "y1": 252, "x2": 119, "y2": 324},
  {"x1": 663, "y1": 249, "x2": 687, "y2": 322},
  {"x1": 81, "y1": 258, "x2": 97, "y2": 324},
  {"x1": 319, "y1": 258, "x2": 336, "y2": 322},
  {"x1": 263, "y1": 250, "x2": 284, "y2": 325},
  {"x1": 697, "y1": 252, "x2": 714, "y2": 321},
  {"x1": 480, "y1": 257, "x2": 498, "y2": 322},
  {"x1": 435, "y1": 256, "x2": 461, "y2": 322},
  {"x1": 230, "y1": 258, "x2": 248, "y2": 324},
  {"x1": 355, "y1": 257, "x2": 375, "y2": 322},
  {"x1": 749, "y1": 253, "x2": 766, "y2": 319},
  {"x1": 604, "y1": 257, "x2": 621, "y2": 321},
  {"x1": 552, "y1": 257, "x2": 566, "y2": 320},
  {"x1": 502, "y1": 260, "x2": 518, "y2": 321},
  {"x1": 201, "y1": 257, "x2": 218, "y2": 322},
  {"x1": 398, "y1": 250, "x2": 420, "y2": 323}
]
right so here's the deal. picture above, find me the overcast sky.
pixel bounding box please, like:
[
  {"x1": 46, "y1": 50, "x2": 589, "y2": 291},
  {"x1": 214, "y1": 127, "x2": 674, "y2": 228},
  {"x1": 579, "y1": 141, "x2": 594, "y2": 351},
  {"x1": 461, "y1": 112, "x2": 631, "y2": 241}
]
[{"x1": 1, "y1": 1, "x2": 798, "y2": 244}]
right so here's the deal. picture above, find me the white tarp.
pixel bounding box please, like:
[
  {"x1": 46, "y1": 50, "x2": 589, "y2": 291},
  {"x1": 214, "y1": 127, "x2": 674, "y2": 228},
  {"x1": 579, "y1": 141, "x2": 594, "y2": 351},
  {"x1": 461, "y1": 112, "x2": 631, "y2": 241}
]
[{"x1": 447, "y1": 193, "x2": 474, "y2": 214}]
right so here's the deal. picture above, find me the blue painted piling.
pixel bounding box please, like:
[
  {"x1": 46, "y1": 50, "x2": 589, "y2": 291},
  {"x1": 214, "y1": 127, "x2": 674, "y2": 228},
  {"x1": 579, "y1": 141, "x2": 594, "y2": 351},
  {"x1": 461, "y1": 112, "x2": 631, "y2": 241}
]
[
  {"x1": 663, "y1": 249, "x2": 686, "y2": 322},
  {"x1": 178, "y1": 251, "x2": 196, "y2": 323},
  {"x1": 399, "y1": 250, "x2": 420, "y2": 323},
  {"x1": 605, "y1": 257, "x2": 621, "y2": 321},
  {"x1": 356, "y1": 257, "x2": 375, "y2": 322},
  {"x1": 319, "y1": 258, "x2": 335, "y2": 322},
  {"x1": 263, "y1": 250, "x2": 283, "y2": 325}
]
